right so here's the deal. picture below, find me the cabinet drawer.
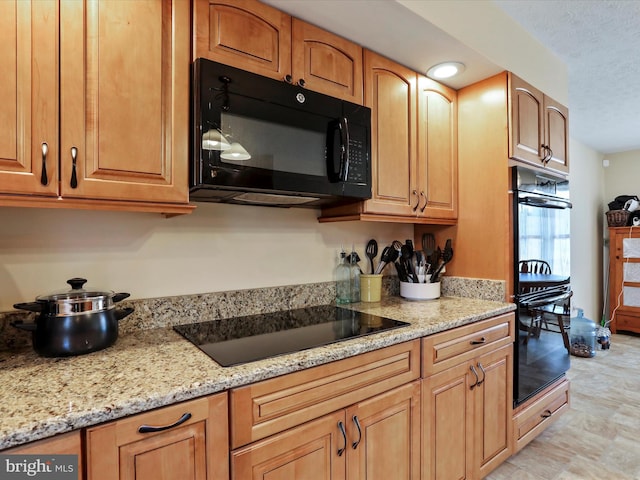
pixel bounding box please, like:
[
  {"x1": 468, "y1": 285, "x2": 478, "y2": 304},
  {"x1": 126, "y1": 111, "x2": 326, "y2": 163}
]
[
  {"x1": 613, "y1": 311, "x2": 640, "y2": 333},
  {"x1": 513, "y1": 378, "x2": 569, "y2": 452},
  {"x1": 422, "y1": 313, "x2": 515, "y2": 376},
  {"x1": 230, "y1": 340, "x2": 420, "y2": 448}
]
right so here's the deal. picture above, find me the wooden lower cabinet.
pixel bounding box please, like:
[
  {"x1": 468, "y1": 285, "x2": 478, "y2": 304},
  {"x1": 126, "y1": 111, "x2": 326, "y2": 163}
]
[
  {"x1": 231, "y1": 381, "x2": 421, "y2": 480},
  {"x1": 422, "y1": 318, "x2": 514, "y2": 480},
  {"x1": 86, "y1": 393, "x2": 229, "y2": 480},
  {"x1": 512, "y1": 378, "x2": 569, "y2": 453},
  {"x1": 3, "y1": 431, "x2": 83, "y2": 477},
  {"x1": 423, "y1": 345, "x2": 513, "y2": 479}
]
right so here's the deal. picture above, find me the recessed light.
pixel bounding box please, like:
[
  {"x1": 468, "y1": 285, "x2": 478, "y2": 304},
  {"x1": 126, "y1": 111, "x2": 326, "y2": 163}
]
[{"x1": 427, "y1": 62, "x2": 466, "y2": 79}]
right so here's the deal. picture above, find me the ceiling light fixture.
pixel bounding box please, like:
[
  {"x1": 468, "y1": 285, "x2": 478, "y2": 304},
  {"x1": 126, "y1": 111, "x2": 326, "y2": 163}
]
[{"x1": 426, "y1": 62, "x2": 466, "y2": 80}]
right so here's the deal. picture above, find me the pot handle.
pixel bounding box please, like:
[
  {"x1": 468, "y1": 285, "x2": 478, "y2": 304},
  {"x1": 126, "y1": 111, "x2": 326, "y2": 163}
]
[
  {"x1": 10, "y1": 321, "x2": 37, "y2": 332},
  {"x1": 13, "y1": 302, "x2": 43, "y2": 313},
  {"x1": 112, "y1": 293, "x2": 131, "y2": 303},
  {"x1": 115, "y1": 307, "x2": 134, "y2": 321}
]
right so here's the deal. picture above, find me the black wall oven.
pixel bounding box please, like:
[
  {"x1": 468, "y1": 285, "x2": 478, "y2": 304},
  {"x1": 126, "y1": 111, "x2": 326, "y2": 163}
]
[
  {"x1": 512, "y1": 166, "x2": 572, "y2": 406},
  {"x1": 191, "y1": 58, "x2": 372, "y2": 208}
]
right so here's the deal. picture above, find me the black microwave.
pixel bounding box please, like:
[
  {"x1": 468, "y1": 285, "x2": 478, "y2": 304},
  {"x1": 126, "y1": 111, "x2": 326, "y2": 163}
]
[{"x1": 191, "y1": 59, "x2": 372, "y2": 208}]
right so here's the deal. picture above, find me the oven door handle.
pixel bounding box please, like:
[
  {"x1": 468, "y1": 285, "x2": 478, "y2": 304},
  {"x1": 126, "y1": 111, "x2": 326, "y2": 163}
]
[
  {"x1": 520, "y1": 290, "x2": 573, "y2": 308},
  {"x1": 519, "y1": 196, "x2": 572, "y2": 209}
]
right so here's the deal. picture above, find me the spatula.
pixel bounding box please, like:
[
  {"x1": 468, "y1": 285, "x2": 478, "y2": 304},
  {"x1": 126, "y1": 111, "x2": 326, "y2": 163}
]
[
  {"x1": 430, "y1": 239, "x2": 453, "y2": 283},
  {"x1": 365, "y1": 239, "x2": 378, "y2": 274}
]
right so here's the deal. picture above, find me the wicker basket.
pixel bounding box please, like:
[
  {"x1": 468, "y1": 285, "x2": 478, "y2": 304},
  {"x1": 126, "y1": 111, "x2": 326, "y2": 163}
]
[{"x1": 606, "y1": 209, "x2": 630, "y2": 227}]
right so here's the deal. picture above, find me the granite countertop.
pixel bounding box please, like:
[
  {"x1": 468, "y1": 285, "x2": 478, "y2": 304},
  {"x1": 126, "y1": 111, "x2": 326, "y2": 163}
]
[{"x1": 0, "y1": 295, "x2": 514, "y2": 450}]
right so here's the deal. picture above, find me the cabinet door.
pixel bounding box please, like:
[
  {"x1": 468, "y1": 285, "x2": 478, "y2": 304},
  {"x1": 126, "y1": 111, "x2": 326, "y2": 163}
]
[
  {"x1": 86, "y1": 394, "x2": 229, "y2": 480},
  {"x1": 0, "y1": 0, "x2": 58, "y2": 196},
  {"x1": 544, "y1": 95, "x2": 569, "y2": 174},
  {"x1": 474, "y1": 344, "x2": 513, "y2": 479},
  {"x1": 231, "y1": 410, "x2": 346, "y2": 480},
  {"x1": 60, "y1": 0, "x2": 189, "y2": 204},
  {"x1": 291, "y1": 19, "x2": 363, "y2": 104},
  {"x1": 609, "y1": 229, "x2": 640, "y2": 333},
  {"x1": 363, "y1": 50, "x2": 417, "y2": 216},
  {"x1": 194, "y1": 0, "x2": 291, "y2": 81},
  {"x1": 4, "y1": 431, "x2": 83, "y2": 475},
  {"x1": 346, "y1": 381, "x2": 420, "y2": 480},
  {"x1": 417, "y1": 76, "x2": 458, "y2": 220},
  {"x1": 422, "y1": 362, "x2": 471, "y2": 480},
  {"x1": 509, "y1": 74, "x2": 544, "y2": 166}
]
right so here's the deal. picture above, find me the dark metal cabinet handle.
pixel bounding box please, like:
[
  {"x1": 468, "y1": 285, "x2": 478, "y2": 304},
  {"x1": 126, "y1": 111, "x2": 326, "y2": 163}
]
[
  {"x1": 419, "y1": 191, "x2": 427, "y2": 212},
  {"x1": 70, "y1": 146, "x2": 78, "y2": 188},
  {"x1": 40, "y1": 143, "x2": 49, "y2": 186},
  {"x1": 337, "y1": 421, "x2": 347, "y2": 456},
  {"x1": 352, "y1": 415, "x2": 362, "y2": 449},
  {"x1": 470, "y1": 337, "x2": 486, "y2": 345},
  {"x1": 541, "y1": 409, "x2": 553, "y2": 418},
  {"x1": 476, "y1": 362, "x2": 486, "y2": 386},
  {"x1": 412, "y1": 190, "x2": 420, "y2": 211},
  {"x1": 540, "y1": 144, "x2": 548, "y2": 163},
  {"x1": 138, "y1": 412, "x2": 192, "y2": 433},
  {"x1": 284, "y1": 74, "x2": 293, "y2": 84},
  {"x1": 297, "y1": 78, "x2": 306, "y2": 88},
  {"x1": 545, "y1": 147, "x2": 554, "y2": 164},
  {"x1": 469, "y1": 365, "x2": 479, "y2": 390}
]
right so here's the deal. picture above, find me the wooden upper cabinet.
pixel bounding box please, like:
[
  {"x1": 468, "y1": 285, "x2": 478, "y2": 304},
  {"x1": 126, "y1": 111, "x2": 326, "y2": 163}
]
[
  {"x1": 194, "y1": 0, "x2": 291, "y2": 81},
  {"x1": 417, "y1": 75, "x2": 458, "y2": 220},
  {"x1": 0, "y1": 0, "x2": 58, "y2": 197},
  {"x1": 291, "y1": 19, "x2": 363, "y2": 103},
  {"x1": 60, "y1": 0, "x2": 190, "y2": 204},
  {"x1": 544, "y1": 95, "x2": 569, "y2": 173},
  {"x1": 509, "y1": 73, "x2": 569, "y2": 174},
  {"x1": 194, "y1": 0, "x2": 363, "y2": 104},
  {"x1": 509, "y1": 74, "x2": 544, "y2": 164},
  {"x1": 86, "y1": 394, "x2": 229, "y2": 480},
  {"x1": 362, "y1": 50, "x2": 417, "y2": 217}
]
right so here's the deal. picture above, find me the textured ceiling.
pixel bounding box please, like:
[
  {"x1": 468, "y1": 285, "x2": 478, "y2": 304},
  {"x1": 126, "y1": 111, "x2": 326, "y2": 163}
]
[
  {"x1": 265, "y1": 0, "x2": 640, "y2": 155},
  {"x1": 493, "y1": 0, "x2": 640, "y2": 154}
]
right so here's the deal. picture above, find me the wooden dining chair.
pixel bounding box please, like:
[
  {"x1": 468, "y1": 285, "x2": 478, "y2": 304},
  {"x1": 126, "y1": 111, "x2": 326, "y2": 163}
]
[{"x1": 519, "y1": 259, "x2": 571, "y2": 352}]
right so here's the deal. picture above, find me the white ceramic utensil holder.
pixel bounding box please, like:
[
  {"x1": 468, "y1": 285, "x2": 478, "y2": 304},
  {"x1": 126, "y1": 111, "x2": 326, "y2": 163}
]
[{"x1": 400, "y1": 281, "x2": 441, "y2": 300}]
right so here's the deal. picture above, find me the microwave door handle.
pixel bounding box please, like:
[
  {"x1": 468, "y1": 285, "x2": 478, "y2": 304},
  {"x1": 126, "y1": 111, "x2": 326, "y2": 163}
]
[
  {"x1": 326, "y1": 117, "x2": 350, "y2": 183},
  {"x1": 339, "y1": 117, "x2": 350, "y2": 182}
]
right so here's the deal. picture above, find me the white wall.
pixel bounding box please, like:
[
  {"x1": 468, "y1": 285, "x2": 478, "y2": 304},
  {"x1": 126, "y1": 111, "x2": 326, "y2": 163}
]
[
  {"x1": 397, "y1": 0, "x2": 568, "y2": 103},
  {"x1": 569, "y1": 139, "x2": 605, "y2": 321},
  {"x1": 0, "y1": 204, "x2": 411, "y2": 311},
  {"x1": 603, "y1": 149, "x2": 640, "y2": 201}
]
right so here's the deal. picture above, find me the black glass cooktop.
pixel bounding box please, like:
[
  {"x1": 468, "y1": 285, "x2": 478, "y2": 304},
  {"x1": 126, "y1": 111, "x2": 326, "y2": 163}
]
[{"x1": 173, "y1": 305, "x2": 409, "y2": 367}]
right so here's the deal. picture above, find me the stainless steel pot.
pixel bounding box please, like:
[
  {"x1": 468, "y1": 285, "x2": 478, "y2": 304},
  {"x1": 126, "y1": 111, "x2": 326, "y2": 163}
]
[{"x1": 11, "y1": 278, "x2": 134, "y2": 357}]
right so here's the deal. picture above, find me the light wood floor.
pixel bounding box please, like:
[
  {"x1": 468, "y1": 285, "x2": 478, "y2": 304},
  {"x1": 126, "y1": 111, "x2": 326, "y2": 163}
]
[{"x1": 487, "y1": 333, "x2": 640, "y2": 479}]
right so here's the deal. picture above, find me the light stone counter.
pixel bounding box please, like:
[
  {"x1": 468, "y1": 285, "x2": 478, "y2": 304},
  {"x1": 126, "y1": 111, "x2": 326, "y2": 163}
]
[{"x1": 0, "y1": 294, "x2": 514, "y2": 450}]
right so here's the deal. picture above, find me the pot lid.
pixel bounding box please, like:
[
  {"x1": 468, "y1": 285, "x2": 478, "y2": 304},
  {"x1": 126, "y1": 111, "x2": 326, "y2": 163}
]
[{"x1": 36, "y1": 278, "x2": 115, "y2": 301}]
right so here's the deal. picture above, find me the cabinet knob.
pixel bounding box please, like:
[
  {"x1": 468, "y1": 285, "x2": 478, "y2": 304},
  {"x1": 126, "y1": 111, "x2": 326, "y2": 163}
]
[
  {"x1": 297, "y1": 78, "x2": 306, "y2": 88},
  {"x1": 284, "y1": 74, "x2": 293, "y2": 84}
]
